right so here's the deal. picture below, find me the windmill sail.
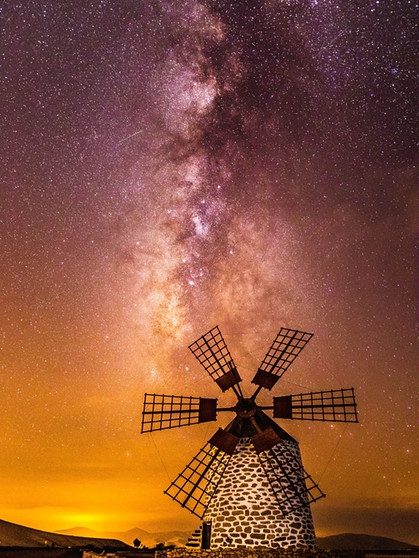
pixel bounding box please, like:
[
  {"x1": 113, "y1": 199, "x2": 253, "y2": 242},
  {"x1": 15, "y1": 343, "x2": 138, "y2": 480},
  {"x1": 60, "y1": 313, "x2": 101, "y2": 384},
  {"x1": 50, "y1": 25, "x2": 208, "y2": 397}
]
[
  {"x1": 251, "y1": 329, "x2": 313, "y2": 390},
  {"x1": 165, "y1": 442, "x2": 232, "y2": 518},
  {"x1": 141, "y1": 394, "x2": 217, "y2": 433},
  {"x1": 258, "y1": 440, "x2": 325, "y2": 515},
  {"x1": 189, "y1": 326, "x2": 242, "y2": 393},
  {"x1": 273, "y1": 388, "x2": 358, "y2": 422}
]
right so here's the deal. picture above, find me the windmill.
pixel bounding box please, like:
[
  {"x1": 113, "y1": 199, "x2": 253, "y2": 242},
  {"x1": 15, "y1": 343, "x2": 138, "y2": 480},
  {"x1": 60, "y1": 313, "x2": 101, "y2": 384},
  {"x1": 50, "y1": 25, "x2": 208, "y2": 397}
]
[{"x1": 141, "y1": 326, "x2": 358, "y2": 549}]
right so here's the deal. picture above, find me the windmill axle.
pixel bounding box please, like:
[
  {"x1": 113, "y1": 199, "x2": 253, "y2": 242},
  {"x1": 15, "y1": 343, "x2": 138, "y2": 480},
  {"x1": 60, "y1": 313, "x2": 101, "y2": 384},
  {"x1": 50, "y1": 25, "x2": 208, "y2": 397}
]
[{"x1": 234, "y1": 398, "x2": 258, "y2": 418}]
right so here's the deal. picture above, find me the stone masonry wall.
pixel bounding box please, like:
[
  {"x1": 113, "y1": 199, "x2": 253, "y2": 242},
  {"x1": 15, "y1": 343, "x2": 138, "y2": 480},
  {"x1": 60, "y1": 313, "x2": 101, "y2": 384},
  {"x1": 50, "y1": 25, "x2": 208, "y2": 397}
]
[{"x1": 202, "y1": 438, "x2": 316, "y2": 549}]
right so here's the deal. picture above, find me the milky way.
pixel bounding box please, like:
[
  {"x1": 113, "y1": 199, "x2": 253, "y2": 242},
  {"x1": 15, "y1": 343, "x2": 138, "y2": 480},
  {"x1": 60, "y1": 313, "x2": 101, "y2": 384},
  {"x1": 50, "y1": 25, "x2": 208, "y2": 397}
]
[
  {"x1": 116, "y1": 0, "x2": 418, "y2": 339},
  {"x1": 1, "y1": 0, "x2": 418, "y2": 543}
]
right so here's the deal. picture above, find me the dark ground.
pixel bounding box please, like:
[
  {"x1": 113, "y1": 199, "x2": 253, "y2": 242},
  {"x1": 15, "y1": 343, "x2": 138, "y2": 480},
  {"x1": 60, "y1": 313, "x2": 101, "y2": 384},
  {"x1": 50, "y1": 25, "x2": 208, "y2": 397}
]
[
  {"x1": 0, "y1": 550, "x2": 418, "y2": 558},
  {"x1": 0, "y1": 550, "x2": 156, "y2": 558},
  {"x1": 0, "y1": 550, "x2": 83, "y2": 558}
]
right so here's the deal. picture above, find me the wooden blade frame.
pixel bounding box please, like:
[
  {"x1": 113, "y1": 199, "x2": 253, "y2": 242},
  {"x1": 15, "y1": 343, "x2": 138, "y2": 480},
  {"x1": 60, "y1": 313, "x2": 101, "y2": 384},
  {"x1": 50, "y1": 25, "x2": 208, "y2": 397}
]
[
  {"x1": 189, "y1": 326, "x2": 242, "y2": 394},
  {"x1": 141, "y1": 394, "x2": 217, "y2": 433},
  {"x1": 165, "y1": 442, "x2": 232, "y2": 518},
  {"x1": 252, "y1": 329, "x2": 313, "y2": 391},
  {"x1": 273, "y1": 388, "x2": 358, "y2": 422},
  {"x1": 258, "y1": 442, "x2": 325, "y2": 516}
]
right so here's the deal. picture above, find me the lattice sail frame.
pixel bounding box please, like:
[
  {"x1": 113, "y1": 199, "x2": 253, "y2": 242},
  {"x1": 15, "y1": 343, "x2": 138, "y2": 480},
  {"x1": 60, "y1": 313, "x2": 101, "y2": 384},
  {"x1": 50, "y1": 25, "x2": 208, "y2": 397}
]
[
  {"x1": 141, "y1": 394, "x2": 217, "y2": 433},
  {"x1": 273, "y1": 388, "x2": 358, "y2": 422},
  {"x1": 258, "y1": 440, "x2": 325, "y2": 516},
  {"x1": 165, "y1": 443, "x2": 232, "y2": 518},
  {"x1": 188, "y1": 326, "x2": 242, "y2": 392},
  {"x1": 252, "y1": 329, "x2": 314, "y2": 390}
]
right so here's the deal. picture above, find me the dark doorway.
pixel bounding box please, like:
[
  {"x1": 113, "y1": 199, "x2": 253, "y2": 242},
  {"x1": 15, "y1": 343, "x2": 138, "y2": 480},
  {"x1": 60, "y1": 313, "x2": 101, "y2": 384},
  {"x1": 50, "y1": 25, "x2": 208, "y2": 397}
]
[{"x1": 201, "y1": 521, "x2": 212, "y2": 549}]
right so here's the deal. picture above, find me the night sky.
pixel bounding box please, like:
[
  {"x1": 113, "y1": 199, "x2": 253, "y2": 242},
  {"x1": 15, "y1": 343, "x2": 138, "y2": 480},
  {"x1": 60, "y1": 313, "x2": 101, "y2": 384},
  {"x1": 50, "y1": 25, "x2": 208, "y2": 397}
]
[{"x1": 1, "y1": 0, "x2": 418, "y2": 546}]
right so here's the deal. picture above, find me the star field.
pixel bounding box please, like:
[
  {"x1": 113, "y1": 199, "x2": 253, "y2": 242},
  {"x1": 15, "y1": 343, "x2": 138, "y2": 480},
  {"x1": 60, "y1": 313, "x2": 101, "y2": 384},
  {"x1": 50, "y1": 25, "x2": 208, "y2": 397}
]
[{"x1": 1, "y1": 0, "x2": 418, "y2": 545}]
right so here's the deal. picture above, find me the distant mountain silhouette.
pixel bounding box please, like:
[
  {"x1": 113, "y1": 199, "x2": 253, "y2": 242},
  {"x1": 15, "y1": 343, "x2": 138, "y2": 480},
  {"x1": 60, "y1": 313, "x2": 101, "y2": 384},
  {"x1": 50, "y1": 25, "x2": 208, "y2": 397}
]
[
  {"x1": 317, "y1": 533, "x2": 418, "y2": 551},
  {"x1": 56, "y1": 525, "x2": 190, "y2": 547},
  {"x1": 0, "y1": 518, "x2": 127, "y2": 548}
]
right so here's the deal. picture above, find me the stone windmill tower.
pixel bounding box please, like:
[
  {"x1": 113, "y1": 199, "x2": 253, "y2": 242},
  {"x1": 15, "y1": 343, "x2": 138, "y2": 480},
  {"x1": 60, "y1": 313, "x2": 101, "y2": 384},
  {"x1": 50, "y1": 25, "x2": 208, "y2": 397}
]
[{"x1": 141, "y1": 326, "x2": 358, "y2": 549}]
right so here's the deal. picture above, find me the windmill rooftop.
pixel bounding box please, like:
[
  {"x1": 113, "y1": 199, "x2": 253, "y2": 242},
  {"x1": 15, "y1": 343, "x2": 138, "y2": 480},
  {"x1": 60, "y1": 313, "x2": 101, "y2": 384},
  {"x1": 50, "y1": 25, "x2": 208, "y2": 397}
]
[{"x1": 141, "y1": 326, "x2": 358, "y2": 550}]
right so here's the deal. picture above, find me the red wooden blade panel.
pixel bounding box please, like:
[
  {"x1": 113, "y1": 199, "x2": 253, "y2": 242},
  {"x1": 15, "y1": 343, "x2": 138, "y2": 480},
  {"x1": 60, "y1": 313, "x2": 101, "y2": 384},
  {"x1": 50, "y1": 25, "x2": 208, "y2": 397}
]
[{"x1": 209, "y1": 427, "x2": 239, "y2": 455}]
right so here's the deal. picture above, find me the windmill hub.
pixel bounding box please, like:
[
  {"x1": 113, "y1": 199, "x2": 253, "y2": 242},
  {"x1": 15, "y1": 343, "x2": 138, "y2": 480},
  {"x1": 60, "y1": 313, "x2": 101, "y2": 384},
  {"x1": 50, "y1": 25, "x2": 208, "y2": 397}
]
[{"x1": 234, "y1": 398, "x2": 257, "y2": 418}]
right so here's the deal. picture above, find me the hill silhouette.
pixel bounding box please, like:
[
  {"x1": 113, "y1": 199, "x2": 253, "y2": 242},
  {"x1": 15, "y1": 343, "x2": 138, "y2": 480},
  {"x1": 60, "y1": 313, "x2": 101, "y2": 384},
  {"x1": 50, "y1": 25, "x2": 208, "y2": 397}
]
[
  {"x1": 56, "y1": 525, "x2": 189, "y2": 547},
  {"x1": 0, "y1": 518, "x2": 127, "y2": 549},
  {"x1": 317, "y1": 533, "x2": 418, "y2": 551}
]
